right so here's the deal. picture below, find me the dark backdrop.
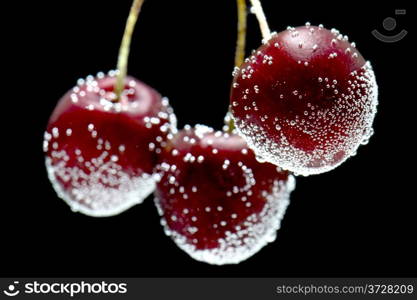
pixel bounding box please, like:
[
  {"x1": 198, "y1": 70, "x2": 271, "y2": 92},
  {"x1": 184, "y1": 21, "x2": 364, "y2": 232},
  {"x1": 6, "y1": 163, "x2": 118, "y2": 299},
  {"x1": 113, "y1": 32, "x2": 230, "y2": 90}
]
[{"x1": 3, "y1": 0, "x2": 414, "y2": 277}]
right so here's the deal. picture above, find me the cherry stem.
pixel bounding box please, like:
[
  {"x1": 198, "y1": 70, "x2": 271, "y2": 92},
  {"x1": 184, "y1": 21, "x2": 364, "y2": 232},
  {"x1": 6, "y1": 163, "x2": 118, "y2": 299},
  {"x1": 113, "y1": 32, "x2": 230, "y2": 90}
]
[
  {"x1": 249, "y1": 0, "x2": 271, "y2": 41},
  {"x1": 228, "y1": 0, "x2": 247, "y2": 133},
  {"x1": 114, "y1": 0, "x2": 145, "y2": 101},
  {"x1": 235, "y1": 0, "x2": 247, "y2": 67}
]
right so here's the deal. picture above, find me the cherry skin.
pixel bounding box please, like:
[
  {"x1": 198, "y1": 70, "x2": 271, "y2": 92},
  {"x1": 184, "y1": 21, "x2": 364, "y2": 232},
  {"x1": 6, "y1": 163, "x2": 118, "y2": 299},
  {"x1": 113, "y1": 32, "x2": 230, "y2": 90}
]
[
  {"x1": 230, "y1": 25, "x2": 378, "y2": 176},
  {"x1": 154, "y1": 125, "x2": 295, "y2": 265},
  {"x1": 44, "y1": 72, "x2": 177, "y2": 217}
]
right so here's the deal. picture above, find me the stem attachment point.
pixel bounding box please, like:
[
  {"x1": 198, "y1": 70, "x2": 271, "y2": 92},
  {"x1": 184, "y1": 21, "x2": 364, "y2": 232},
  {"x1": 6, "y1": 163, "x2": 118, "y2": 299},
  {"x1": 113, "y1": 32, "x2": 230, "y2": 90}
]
[{"x1": 114, "y1": 0, "x2": 145, "y2": 101}]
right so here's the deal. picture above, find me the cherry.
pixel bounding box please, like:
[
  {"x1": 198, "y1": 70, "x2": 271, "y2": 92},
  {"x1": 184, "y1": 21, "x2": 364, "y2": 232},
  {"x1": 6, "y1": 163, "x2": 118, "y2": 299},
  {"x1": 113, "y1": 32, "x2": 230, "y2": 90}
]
[
  {"x1": 43, "y1": 0, "x2": 177, "y2": 216},
  {"x1": 154, "y1": 125, "x2": 295, "y2": 264},
  {"x1": 44, "y1": 73, "x2": 176, "y2": 216},
  {"x1": 230, "y1": 23, "x2": 378, "y2": 175}
]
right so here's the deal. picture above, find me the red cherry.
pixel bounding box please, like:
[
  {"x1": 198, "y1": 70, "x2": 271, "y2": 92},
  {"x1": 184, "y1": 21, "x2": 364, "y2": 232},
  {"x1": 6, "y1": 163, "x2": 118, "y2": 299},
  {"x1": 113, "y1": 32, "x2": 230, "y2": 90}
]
[
  {"x1": 154, "y1": 125, "x2": 295, "y2": 264},
  {"x1": 230, "y1": 25, "x2": 378, "y2": 175},
  {"x1": 44, "y1": 72, "x2": 177, "y2": 217}
]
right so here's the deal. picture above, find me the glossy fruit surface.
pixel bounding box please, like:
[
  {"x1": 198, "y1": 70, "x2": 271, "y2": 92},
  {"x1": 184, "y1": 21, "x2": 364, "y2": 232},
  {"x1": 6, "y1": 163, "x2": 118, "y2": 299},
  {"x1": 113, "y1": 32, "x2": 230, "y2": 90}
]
[
  {"x1": 154, "y1": 125, "x2": 295, "y2": 264},
  {"x1": 230, "y1": 24, "x2": 378, "y2": 175},
  {"x1": 44, "y1": 72, "x2": 177, "y2": 216}
]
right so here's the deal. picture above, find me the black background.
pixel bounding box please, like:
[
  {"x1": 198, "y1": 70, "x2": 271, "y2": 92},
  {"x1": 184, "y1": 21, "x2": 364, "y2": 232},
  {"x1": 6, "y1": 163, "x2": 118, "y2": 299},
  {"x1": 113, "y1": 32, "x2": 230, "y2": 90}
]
[{"x1": 3, "y1": 0, "x2": 415, "y2": 277}]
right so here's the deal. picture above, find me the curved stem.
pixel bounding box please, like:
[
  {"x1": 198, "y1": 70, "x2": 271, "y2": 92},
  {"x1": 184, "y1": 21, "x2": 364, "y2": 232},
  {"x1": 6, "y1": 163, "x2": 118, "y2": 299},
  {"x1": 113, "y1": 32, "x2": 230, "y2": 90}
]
[
  {"x1": 249, "y1": 0, "x2": 271, "y2": 41},
  {"x1": 227, "y1": 0, "x2": 247, "y2": 133},
  {"x1": 114, "y1": 0, "x2": 145, "y2": 101}
]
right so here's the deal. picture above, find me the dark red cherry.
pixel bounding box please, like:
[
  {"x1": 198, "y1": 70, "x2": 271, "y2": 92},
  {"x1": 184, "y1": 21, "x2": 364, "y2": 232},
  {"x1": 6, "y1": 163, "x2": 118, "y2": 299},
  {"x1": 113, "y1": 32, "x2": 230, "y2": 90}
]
[
  {"x1": 44, "y1": 72, "x2": 177, "y2": 217},
  {"x1": 230, "y1": 25, "x2": 378, "y2": 175},
  {"x1": 154, "y1": 125, "x2": 295, "y2": 264}
]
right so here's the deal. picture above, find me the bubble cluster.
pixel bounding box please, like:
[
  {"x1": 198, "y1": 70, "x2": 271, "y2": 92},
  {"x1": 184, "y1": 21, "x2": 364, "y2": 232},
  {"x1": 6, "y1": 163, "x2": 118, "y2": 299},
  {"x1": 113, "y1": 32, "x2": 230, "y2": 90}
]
[
  {"x1": 231, "y1": 25, "x2": 378, "y2": 175},
  {"x1": 154, "y1": 125, "x2": 295, "y2": 264},
  {"x1": 44, "y1": 71, "x2": 177, "y2": 216},
  {"x1": 45, "y1": 151, "x2": 155, "y2": 217}
]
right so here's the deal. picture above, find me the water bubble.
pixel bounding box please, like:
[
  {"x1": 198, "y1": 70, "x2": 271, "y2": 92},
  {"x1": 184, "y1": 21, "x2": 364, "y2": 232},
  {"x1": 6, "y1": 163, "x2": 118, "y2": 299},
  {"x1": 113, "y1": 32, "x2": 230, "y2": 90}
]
[{"x1": 45, "y1": 151, "x2": 156, "y2": 217}]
